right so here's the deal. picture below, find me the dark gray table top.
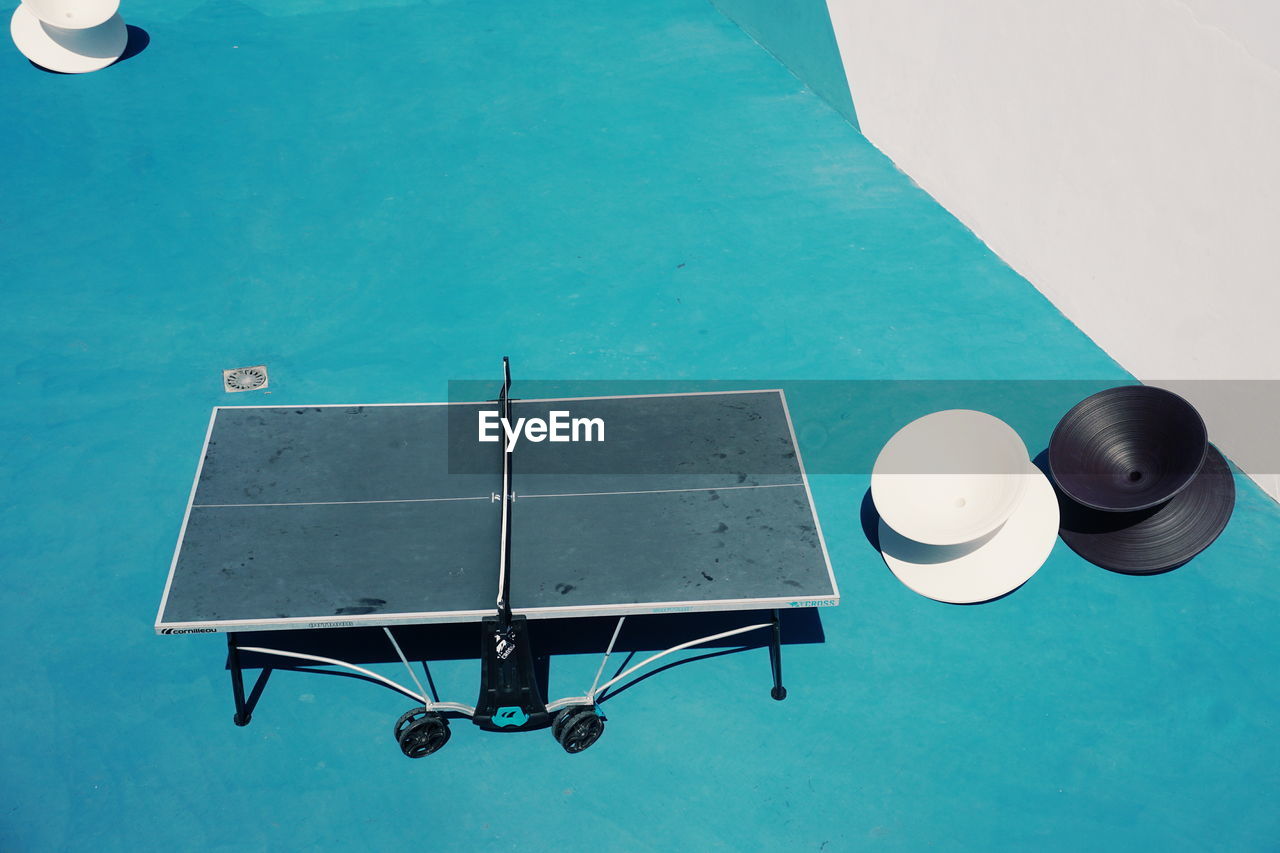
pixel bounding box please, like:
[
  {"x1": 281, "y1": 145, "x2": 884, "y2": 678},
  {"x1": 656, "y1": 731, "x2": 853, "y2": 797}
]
[{"x1": 156, "y1": 391, "x2": 837, "y2": 633}]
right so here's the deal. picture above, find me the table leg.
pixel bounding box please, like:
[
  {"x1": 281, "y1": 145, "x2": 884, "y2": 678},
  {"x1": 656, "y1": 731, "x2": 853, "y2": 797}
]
[
  {"x1": 769, "y1": 610, "x2": 786, "y2": 700},
  {"x1": 228, "y1": 633, "x2": 252, "y2": 726}
]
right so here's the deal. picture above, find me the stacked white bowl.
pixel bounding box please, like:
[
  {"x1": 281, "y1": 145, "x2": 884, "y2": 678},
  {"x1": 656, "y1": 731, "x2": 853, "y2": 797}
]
[
  {"x1": 870, "y1": 409, "x2": 1060, "y2": 604},
  {"x1": 10, "y1": 0, "x2": 126, "y2": 73}
]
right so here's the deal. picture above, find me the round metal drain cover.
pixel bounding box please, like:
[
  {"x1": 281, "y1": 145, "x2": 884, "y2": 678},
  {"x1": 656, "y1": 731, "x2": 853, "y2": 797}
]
[{"x1": 223, "y1": 365, "x2": 268, "y2": 392}]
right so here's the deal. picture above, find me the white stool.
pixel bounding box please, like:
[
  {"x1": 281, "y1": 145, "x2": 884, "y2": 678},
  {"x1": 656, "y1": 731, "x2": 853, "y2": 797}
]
[
  {"x1": 10, "y1": 1, "x2": 126, "y2": 73},
  {"x1": 871, "y1": 409, "x2": 1058, "y2": 603}
]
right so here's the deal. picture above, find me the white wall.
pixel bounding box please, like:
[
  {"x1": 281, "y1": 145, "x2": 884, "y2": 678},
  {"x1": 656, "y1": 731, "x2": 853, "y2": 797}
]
[{"x1": 824, "y1": 0, "x2": 1280, "y2": 500}]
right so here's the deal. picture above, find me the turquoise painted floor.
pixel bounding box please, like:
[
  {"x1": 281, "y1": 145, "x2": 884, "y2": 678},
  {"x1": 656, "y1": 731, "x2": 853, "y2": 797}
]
[{"x1": 3, "y1": 0, "x2": 1279, "y2": 850}]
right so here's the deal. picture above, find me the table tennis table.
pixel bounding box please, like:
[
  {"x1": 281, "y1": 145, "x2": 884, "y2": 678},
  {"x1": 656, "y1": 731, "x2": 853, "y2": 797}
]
[{"x1": 156, "y1": 361, "x2": 838, "y2": 755}]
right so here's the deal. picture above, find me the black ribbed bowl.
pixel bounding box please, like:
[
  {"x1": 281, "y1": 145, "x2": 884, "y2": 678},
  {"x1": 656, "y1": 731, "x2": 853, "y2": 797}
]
[
  {"x1": 1057, "y1": 444, "x2": 1235, "y2": 574},
  {"x1": 1048, "y1": 385, "x2": 1207, "y2": 512}
]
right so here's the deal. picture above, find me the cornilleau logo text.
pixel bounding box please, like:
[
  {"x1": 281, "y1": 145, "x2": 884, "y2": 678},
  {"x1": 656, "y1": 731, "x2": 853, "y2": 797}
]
[
  {"x1": 478, "y1": 410, "x2": 605, "y2": 451},
  {"x1": 160, "y1": 627, "x2": 216, "y2": 634}
]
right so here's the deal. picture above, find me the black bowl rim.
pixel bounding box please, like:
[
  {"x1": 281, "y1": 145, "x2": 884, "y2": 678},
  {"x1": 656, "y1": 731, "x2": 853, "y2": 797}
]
[{"x1": 1048, "y1": 384, "x2": 1207, "y2": 512}]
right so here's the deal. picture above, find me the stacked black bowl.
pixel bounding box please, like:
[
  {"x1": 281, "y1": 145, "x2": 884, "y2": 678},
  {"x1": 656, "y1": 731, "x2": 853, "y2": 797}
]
[{"x1": 1048, "y1": 386, "x2": 1235, "y2": 574}]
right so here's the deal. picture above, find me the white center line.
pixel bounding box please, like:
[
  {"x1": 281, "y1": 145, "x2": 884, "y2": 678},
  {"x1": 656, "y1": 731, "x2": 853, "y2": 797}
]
[
  {"x1": 193, "y1": 496, "x2": 492, "y2": 508},
  {"x1": 192, "y1": 482, "x2": 805, "y2": 508},
  {"x1": 518, "y1": 482, "x2": 804, "y2": 499}
]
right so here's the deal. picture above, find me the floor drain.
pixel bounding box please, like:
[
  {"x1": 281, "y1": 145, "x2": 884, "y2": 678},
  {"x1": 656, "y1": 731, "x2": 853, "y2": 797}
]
[{"x1": 223, "y1": 365, "x2": 269, "y2": 392}]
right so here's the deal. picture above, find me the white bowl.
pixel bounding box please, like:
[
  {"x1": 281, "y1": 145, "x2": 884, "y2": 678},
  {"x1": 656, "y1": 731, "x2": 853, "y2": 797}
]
[
  {"x1": 11, "y1": 5, "x2": 126, "y2": 74},
  {"x1": 22, "y1": 0, "x2": 120, "y2": 30},
  {"x1": 871, "y1": 409, "x2": 1029, "y2": 546}
]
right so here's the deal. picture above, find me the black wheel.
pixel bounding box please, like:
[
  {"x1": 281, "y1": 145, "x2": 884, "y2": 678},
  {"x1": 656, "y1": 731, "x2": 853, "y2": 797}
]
[
  {"x1": 394, "y1": 707, "x2": 450, "y2": 758},
  {"x1": 550, "y1": 706, "x2": 578, "y2": 743},
  {"x1": 556, "y1": 708, "x2": 604, "y2": 754},
  {"x1": 771, "y1": 686, "x2": 787, "y2": 701}
]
